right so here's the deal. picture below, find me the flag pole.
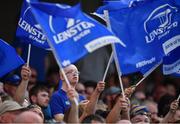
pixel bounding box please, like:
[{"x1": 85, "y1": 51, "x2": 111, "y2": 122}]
[
  {"x1": 135, "y1": 60, "x2": 162, "y2": 87},
  {"x1": 26, "y1": 44, "x2": 31, "y2": 67},
  {"x1": 102, "y1": 52, "x2": 113, "y2": 82},
  {"x1": 177, "y1": 94, "x2": 180, "y2": 101},
  {"x1": 104, "y1": 10, "x2": 125, "y2": 98}
]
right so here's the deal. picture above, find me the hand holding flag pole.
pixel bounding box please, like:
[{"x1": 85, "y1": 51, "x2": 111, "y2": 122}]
[{"x1": 103, "y1": 10, "x2": 125, "y2": 98}]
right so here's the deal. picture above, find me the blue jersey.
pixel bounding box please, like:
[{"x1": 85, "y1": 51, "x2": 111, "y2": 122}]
[{"x1": 50, "y1": 89, "x2": 85, "y2": 117}]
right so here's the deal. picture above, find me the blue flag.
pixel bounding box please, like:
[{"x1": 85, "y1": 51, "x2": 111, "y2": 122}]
[
  {"x1": 163, "y1": 47, "x2": 180, "y2": 77},
  {"x1": 99, "y1": 0, "x2": 180, "y2": 75},
  {"x1": 97, "y1": 0, "x2": 146, "y2": 14},
  {"x1": 0, "y1": 39, "x2": 25, "y2": 78},
  {"x1": 16, "y1": 0, "x2": 50, "y2": 49},
  {"x1": 28, "y1": 1, "x2": 123, "y2": 67}
]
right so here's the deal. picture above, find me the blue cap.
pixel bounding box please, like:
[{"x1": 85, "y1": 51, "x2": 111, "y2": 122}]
[{"x1": 4, "y1": 74, "x2": 21, "y2": 86}]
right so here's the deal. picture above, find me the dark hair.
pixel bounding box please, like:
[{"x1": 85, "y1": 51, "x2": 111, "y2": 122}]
[
  {"x1": 29, "y1": 84, "x2": 49, "y2": 103},
  {"x1": 81, "y1": 114, "x2": 105, "y2": 123},
  {"x1": 158, "y1": 94, "x2": 176, "y2": 117}
]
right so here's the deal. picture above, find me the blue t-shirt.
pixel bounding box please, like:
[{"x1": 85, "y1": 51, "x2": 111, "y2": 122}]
[{"x1": 50, "y1": 89, "x2": 86, "y2": 117}]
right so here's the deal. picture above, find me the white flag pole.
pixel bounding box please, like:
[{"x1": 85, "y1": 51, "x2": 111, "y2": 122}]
[
  {"x1": 102, "y1": 52, "x2": 113, "y2": 82},
  {"x1": 135, "y1": 60, "x2": 162, "y2": 87},
  {"x1": 104, "y1": 10, "x2": 125, "y2": 98},
  {"x1": 26, "y1": 44, "x2": 31, "y2": 67},
  {"x1": 177, "y1": 94, "x2": 180, "y2": 101}
]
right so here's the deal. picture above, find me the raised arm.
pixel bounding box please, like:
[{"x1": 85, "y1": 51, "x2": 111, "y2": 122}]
[
  {"x1": 161, "y1": 100, "x2": 179, "y2": 123},
  {"x1": 66, "y1": 87, "x2": 79, "y2": 123},
  {"x1": 80, "y1": 81, "x2": 105, "y2": 122},
  {"x1": 13, "y1": 65, "x2": 31, "y2": 105},
  {"x1": 106, "y1": 96, "x2": 130, "y2": 123}
]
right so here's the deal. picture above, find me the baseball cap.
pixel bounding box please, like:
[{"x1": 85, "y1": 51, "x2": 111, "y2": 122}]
[
  {"x1": 3, "y1": 74, "x2": 21, "y2": 86},
  {"x1": 0, "y1": 100, "x2": 26, "y2": 115}
]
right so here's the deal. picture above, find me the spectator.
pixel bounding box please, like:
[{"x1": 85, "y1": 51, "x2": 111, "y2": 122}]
[
  {"x1": 75, "y1": 82, "x2": 86, "y2": 98},
  {"x1": 161, "y1": 99, "x2": 179, "y2": 123},
  {"x1": 130, "y1": 105, "x2": 150, "y2": 124},
  {"x1": 29, "y1": 84, "x2": 54, "y2": 122},
  {"x1": 144, "y1": 100, "x2": 162, "y2": 123},
  {"x1": 50, "y1": 64, "x2": 84, "y2": 122},
  {"x1": 0, "y1": 100, "x2": 27, "y2": 123},
  {"x1": 2, "y1": 65, "x2": 31, "y2": 106},
  {"x1": 13, "y1": 111, "x2": 43, "y2": 123},
  {"x1": 3, "y1": 74, "x2": 21, "y2": 98},
  {"x1": 158, "y1": 94, "x2": 176, "y2": 117}
]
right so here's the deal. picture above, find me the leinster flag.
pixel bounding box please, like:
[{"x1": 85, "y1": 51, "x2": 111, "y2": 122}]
[
  {"x1": 99, "y1": 0, "x2": 180, "y2": 75},
  {"x1": 28, "y1": 1, "x2": 123, "y2": 67},
  {"x1": 0, "y1": 39, "x2": 24, "y2": 78},
  {"x1": 16, "y1": 0, "x2": 50, "y2": 49},
  {"x1": 163, "y1": 47, "x2": 180, "y2": 77}
]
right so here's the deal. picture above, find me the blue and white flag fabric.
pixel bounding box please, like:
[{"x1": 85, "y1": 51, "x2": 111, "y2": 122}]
[
  {"x1": 0, "y1": 39, "x2": 24, "y2": 78},
  {"x1": 99, "y1": 0, "x2": 180, "y2": 75},
  {"x1": 97, "y1": 0, "x2": 145, "y2": 14},
  {"x1": 163, "y1": 47, "x2": 180, "y2": 77},
  {"x1": 16, "y1": 0, "x2": 50, "y2": 49},
  {"x1": 28, "y1": 1, "x2": 123, "y2": 67}
]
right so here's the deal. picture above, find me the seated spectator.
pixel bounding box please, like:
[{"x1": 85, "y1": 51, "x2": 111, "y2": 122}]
[
  {"x1": 3, "y1": 74, "x2": 21, "y2": 98},
  {"x1": 13, "y1": 111, "x2": 43, "y2": 123},
  {"x1": 130, "y1": 105, "x2": 150, "y2": 124},
  {"x1": 29, "y1": 84, "x2": 54, "y2": 122},
  {"x1": 144, "y1": 100, "x2": 162, "y2": 123},
  {"x1": 2, "y1": 65, "x2": 31, "y2": 106},
  {"x1": 0, "y1": 100, "x2": 27, "y2": 123},
  {"x1": 50, "y1": 64, "x2": 85, "y2": 122}
]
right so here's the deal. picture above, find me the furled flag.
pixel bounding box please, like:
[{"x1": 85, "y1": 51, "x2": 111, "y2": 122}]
[
  {"x1": 28, "y1": 1, "x2": 124, "y2": 67},
  {"x1": 16, "y1": 0, "x2": 50, "y2": 49},
  {"x1": 98, "y1": 0, "x2": 180, "y2": 75},
  {"x1": 163, "y1": 47, "x2": 180, "y2": 77},
  {"x1": 0, "y1": 39, "x2": 24, "y2": 78}
]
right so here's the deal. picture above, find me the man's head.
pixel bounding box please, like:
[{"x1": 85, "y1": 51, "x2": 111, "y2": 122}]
[
  {"x1": 60, "y1": 64, "x2": 79, "y2": 87},
  {"x1": 13, "y1": 111, "x2": 43, "y2": 123},
  {"x1": 3, "y1": 74, "x2": 21, "y2": 97},
  {"x1": 29, "y1": 84, "x2": 49, "y2": 107},
  {"x1": 144, "y1": 100, "x2": 159, "y2": 123},
  {"x1": 0, "y1": 100, "x2": 26, "y2": 123},
  {"x1": 130, "y1": 105, "x2": 150, "y2": 124}
]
